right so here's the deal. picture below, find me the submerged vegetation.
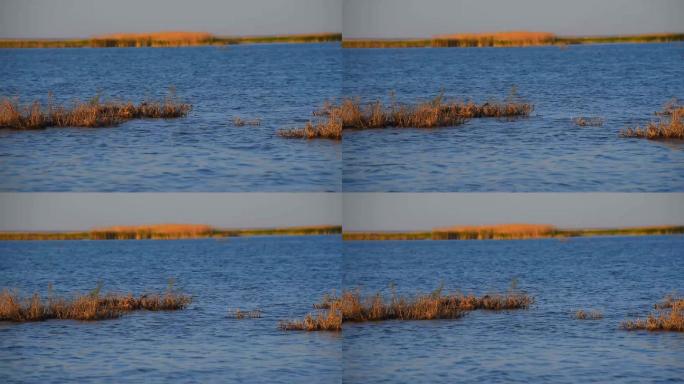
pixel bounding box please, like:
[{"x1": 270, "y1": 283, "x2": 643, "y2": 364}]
[
  {"x1": 622, "y1": 296, "x2": 684, "y2": 332},
  {"x1": 621, "y1": 103, "x2": 684, "y2": 140},
  {"x1": 0, "y1": 224, "x2": 342, "y2": 241},
  {"x1": 343, "y1": 224, "x2": 684, "y2": 241},
  {"x1": 279, "y1": 285, "x2": 533, "y2": 331},
  {"x1": 575, "y1": 309, "x2": 604, "y2": 320},
  {"x1": 279, "y1": 93, "x2": 533, "y2": 139},
  {"x1": 0, "y1": 93, "x2": 191, "y2": 130},
  {"x1": 0, "y1": 31, "x2": 342, "y2": 48},
  {"x1": 228, "y1": 308, "x2": 262, "y2": 319},
  {"x1": 343, "y1": 31, "x2": 684, "y2": 48},
  {"x1": 573, "y1": 117, "x2": 604, "y2": 127},
  {"x1": 0, "y1": 283, "x2": 191, "y2": 322}
]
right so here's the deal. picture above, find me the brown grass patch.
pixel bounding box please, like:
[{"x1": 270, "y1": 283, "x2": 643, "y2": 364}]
[
  {"x1": 574, "y1": 309, "x2": 604, "y2": 320},
  {"x1": 278, "y1": 93, "x2": 533, "y2": 139},
  {"x1": 0, "y1": 283, "x2": 191, "y2": 322},
  {"x1": 622, "y1": 297, "x2": 684, "y2": 332},
  {"x1": 279, "y1": 285, "x2": 533, "y2": 331},
  {"x1": 621, "y1": 104, "x2": 684, "y2": 140},
  {"x1": 0, "y1": 93, "x2": 191, "y2": 130}
]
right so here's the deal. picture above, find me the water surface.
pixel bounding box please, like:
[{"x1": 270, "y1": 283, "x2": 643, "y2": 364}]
[
  {"x1": 343, "y1": 43, "x2": 684, "y2": 191},
  {"x1": 0, "y1": 236, "x2": 341, "y2": 383},
  {"x1": 343, "y1": 236, "x2": 684, "y2": 383},
  {"x1": 0, "y1": 44, "x2": 341, "y2": 191}
]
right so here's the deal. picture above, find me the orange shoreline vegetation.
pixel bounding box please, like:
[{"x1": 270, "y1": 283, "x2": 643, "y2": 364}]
[
  {"x1": 0, "y1": 31, "x2": 342, "y2": 48},
  {"x1": 343, "y1": 224, "x2": 684, "y2": 240},
  {"x1": 342, "y1": 31, "x2": 684, "y2": 48},
  {"x1": 0, "y1": 224, "x2": 342, "y2": 240}
]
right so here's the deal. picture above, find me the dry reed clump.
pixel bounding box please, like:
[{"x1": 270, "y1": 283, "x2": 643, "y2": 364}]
[
  {"x1": 621, "y1": 104, "x2": 684, "y2": 140},
  {"x1": 622, "y1": 297, "x2": 684, "y2": 332},
  {"x1": 278, "y1": 93, "x2": 533, "y2": 140},
  {"x1": 232, "y1": 117, "x2": 261, "y2": 127},
  {"x1": 574, "y1": 309, "x2": 604, "y2": 320},
  {"x1": 279, "y1": 285, "x2": 533, "y2": 331},
  {"x1": 0, "y1": 283, "x2": 191, "y2": 322},
  {"x1": 228, "y1": 308, "x2": 262, "y2": 319},
  {"x1": 0, "y1": 93, "x2": 191, "y2": 130},
  {"x1": 573, "y1": 117, "x2": 604, "y2": 127}
]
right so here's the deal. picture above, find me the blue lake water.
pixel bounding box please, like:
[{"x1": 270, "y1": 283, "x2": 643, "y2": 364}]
[
  {"x1": 0, "y1": 44, "x2": 341, "y2": 191},
  {"x1": 2, "y1": 236, "x2": 681, "y2": 383},
  {"x1": 343, "y1": 236, "x2": 684, "y2": 383},
  {"x1": 343, "y1": 43, "x2": 684, "y2": 191},
  {"x1": 0, "y1": 236, "x2": 341, "y2": 383}
]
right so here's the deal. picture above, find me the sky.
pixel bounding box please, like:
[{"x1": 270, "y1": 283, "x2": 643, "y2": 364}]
[
  {"x1": 0, "y1": 0, "x2": 341, "y2": 39},
  {"x1": 343, "y1": 193, "x2": 684, "y2": 231},
  {"x1": 1, "y1": 193, "x2": 682, "y2": 231},
  {"x1": 0, "y1": 193, "x2": 341, "y2": 231},
  {"x1": 343, "y1": 0, "x2": 684, "y2": 38}
]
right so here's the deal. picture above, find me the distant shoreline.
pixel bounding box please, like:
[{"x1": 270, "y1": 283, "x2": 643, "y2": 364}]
[
  {"x1": 0, "y1": 32, "x2": 342, "y2": 49},
  {"x1": 343, "y1": 224, "x2": 684, "y2": 241},
  {"x1": 342, "y1": 32, "x2": 684, "y2": 48},
  {"x1": 0, "y1": 224, "x2": 341, "y2": 240}
]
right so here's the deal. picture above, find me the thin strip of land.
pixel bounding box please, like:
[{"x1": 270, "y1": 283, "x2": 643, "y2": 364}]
[
  {"x1": 342, "y1": 31, "x2": 684, "y2": 48},
  {"x1": 343, "y1": 224, "x2": 684, "y2": 241},
  {"x1": 279, "y1": 285, "x2": 533, "y2": 331},
  {"x1": 0, "y1": 31, "x2": 342, "y2": 49},
  {"x1": 0, "y1": 224, "x2": 342, "y2": 241}
]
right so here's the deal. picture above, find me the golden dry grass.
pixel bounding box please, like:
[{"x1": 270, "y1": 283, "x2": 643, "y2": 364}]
[
  {"x1": 574, "y1": 309, "x2": 604, "y2": 320},
  {"x1": 278, "y1": 94, "x2": 533, "y2": 139},
  {"x1": 622, "y1": 297, "x2": 684, "y2": 332},
  {"x1": 621, "y1": 104, "x2": 684, "y2": 140},
  {"x1": 279, "y1": 285, "x2": 533, "y2": 331},
  {"x1": 90, "y1": 224, "x2": 213, "y2": 240},
  {"x1": 0, "y1": 93, "x2": 191, "y2": 130},
  {"x1": 0, "y1": 284, "x2": 191, "y2": 322},
  {"x1": 433, "y1": 224, "x2": 556, "y2": 240}
]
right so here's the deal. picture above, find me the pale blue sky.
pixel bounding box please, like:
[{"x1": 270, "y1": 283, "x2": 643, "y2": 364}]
[
  {"x1": 0, "y1": 0, "x2": 341, "y2": 38},
  {"x1": 1, "y1": 193, "x2": 682, "y2": 231},
  {"x1": 343, "y1": 193, "x2": 684, "y2": 231},
  {"x1": 0, "y1": 194, "x2": 341, "y2": 231},
  {"x1": 344, "y1": 0, "x2": 684, "y2": 38}
]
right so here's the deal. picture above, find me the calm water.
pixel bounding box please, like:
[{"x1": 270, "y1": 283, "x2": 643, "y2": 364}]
[
  {"x1": 0, "y1": 236, "x2": 341, "y2": 383},
  {"x1": 0, "y1": 44, "x2": 341, "y2": 191},
  {"x1": 343, "y1": 43, "x2": 684, "y2": 191},
  {"x1": 343, "y1": 236, "x2": 684, "y2": 383}
]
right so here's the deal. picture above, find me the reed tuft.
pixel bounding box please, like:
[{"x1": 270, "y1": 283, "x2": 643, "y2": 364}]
[
  {"x1": 622, "y1": 297, "x2": 684, "y2": 332},
  {"x1": 0, "y1": 92, "x2": 191, "y2": 130},
  {"x1": 621, "y1": 104, "x2": 684, "y2": 140},
  {"x1": 0, "y1": 284, "x2": 191, "y2": 322}
]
